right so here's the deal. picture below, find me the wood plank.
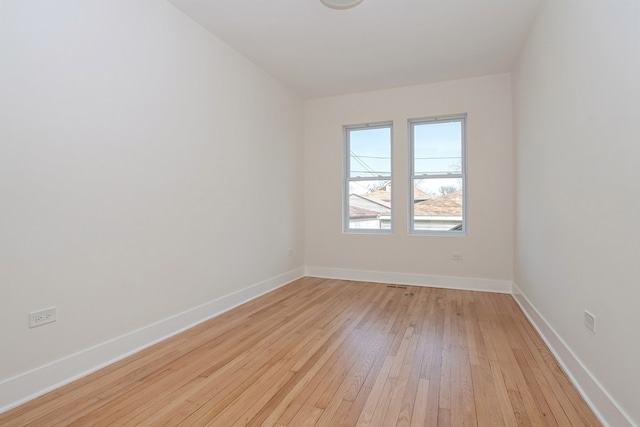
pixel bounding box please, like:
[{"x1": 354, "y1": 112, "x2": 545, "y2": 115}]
[
  {"x1": 0, "y1": 278, "x2": 601, "y2": 426},
  {"x1": 355, "y1": 356, "x2": 395, "y2": 426}
]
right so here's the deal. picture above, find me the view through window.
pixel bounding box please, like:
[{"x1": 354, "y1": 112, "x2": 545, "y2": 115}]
[
  {"x1": 344, "y1": 123, "x2": 392, "y2": 232},
  {"x1": 410, "y1": 116, "x2": 466, "y2": 234}
]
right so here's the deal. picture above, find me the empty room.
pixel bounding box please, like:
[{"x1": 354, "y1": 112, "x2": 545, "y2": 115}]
[{"x1": 0, "y1": 0, "x2": 638, "y2": 425}]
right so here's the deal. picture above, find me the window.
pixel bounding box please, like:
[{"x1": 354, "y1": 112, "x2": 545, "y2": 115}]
[
  {"x1": 410, "y1": 115, "x2": 466, "y2": 234},
  {"x1": 344, "y1": 123, "x2": 392, "y2": 232}
]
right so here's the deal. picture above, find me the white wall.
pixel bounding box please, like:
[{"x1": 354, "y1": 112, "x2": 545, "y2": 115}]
[
  {"x1": 0, "y1": 0, "x2": 303, "y2": 385},
  {"x1": 513, "y1": 0, "x2": 640, "y2": 424},
  {"x1": 304, "y1": 75, "x2": 514, "y2": 286}
]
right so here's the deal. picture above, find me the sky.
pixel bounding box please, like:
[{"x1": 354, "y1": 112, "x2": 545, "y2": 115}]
[{"x1": 348, "y1": 120, "x2": 463, "y2": 197}]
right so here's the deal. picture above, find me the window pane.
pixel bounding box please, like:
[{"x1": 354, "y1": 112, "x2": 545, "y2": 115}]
[
  {"x1": 349, "y1": 127, "x2": 391, "y2": 178},
  {"x1": 413, "y1": 178, "x2": 463, "y2": 232},
  {"x1": 348, "y1": 180, "x2": 391, "y2": 230},
  {"x1": 413, "y1": 121, "x2": 462, "y2": 176}
]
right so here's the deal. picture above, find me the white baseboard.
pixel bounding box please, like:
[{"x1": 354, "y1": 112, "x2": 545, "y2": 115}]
[
  {"x1": 307, "y1": 268, "x2": 635, "y2": 426},
  {"x1": 3, "y1": 269, "x2": 632, "y2": 427},
  {"x1": 0, "y1": 267, "x2": 304, "y2": 414},
  {"x1": 512, "y1": 283, "x2": 635, "y2": 427},
  {"x1": 305, "y1": 266, "x2": 513, "y2": 294}
]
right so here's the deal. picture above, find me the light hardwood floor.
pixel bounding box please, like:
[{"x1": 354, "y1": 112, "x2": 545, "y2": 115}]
[{"x1": 0, "y1": 277, "x2": 600, "y2": 426}]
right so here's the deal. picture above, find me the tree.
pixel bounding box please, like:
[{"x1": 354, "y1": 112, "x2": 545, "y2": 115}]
[
  {"x1": 439, "y1": 185, "x2": 458, "y2": 196},
  {"x1": 367, "y1": 180, "x2": 390, "y2": 193}
]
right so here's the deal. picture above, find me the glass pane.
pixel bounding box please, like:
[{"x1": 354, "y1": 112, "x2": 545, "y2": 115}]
[
  {"x1": 349, "y1": 127, "x2": 391, "y2": 178},
  {"x1": 412, "y1": 178, "x2": 463, "y2": 232},
  {"x1": 413, "y1": 121, "x2": 462, "y2": 176},
  {"x1": 348, "y1": 179, "x2": 392, "y2": 230}
]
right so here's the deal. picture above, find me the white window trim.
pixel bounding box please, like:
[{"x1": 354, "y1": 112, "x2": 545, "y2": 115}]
[
  {"x1": 409, "y1": 114, "x2": 467, "y2": 236},
  {"x1": 343, "y1": 121, "x2": 393, "y2": 234}
]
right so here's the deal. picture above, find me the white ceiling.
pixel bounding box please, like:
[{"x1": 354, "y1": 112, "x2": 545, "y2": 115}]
[{"x1": 166, "y1": 0, "x2": 542, "y2": 99}]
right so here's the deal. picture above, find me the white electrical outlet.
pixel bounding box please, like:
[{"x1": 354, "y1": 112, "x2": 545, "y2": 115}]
[
  {"x1": 451, "y1": 253, "x2": 463, "y2": 261},
  {"x1": 29, "y1": 307, "x2": 57, "y2": 328},
  {"x1": 288, "y1": 248, "x2": 293, "y2": 257},
  {"x1": 584, "y1": 310, "x2": 596, "y2": 333}
]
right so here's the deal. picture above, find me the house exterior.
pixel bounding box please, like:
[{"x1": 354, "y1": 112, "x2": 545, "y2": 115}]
[
  {"x1": 412, "y1": 191, "x2": 463, "y2": 231},
  {"x1": 366, "y1": 184, "x2": 431, "y2": 204},
  {"x1": 348, "y1": 205, "x2": 382, "y2": 229},
  {"x1": 347, "y1": 194, "x2": 391, "y2": 229},
  {"x1": 349, "y1": 186, "x2": 462, "y2": 231}
]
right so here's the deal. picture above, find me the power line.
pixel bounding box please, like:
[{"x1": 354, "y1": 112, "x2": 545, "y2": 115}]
[{"x1": 350, "y1": 151, "x2": 377, "y2": 175}]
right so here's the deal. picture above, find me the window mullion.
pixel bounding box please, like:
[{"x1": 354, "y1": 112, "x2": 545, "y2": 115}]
[{"x1": 413, "y1": 173, "x2": 462, "y2": 180}]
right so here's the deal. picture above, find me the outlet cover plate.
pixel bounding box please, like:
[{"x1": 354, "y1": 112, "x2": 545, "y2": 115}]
[
  {"x1": 29, "y1": 307, "x2": 57, "y2": 328},
  {"x1": 584, "y1": 310, "x2": 596, "y2": 333}
]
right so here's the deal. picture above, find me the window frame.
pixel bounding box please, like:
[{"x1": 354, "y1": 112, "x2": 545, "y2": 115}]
[
  {"x1": 409, "y1": 114, "x2": 467, "y2": 236},
  {"x1": 343, "y1": 121, "x2": 393, "y2": 234}
]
